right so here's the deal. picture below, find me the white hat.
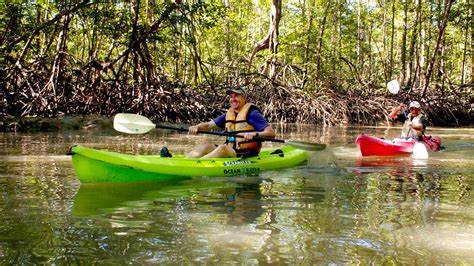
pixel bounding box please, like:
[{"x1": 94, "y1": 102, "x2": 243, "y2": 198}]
[{"x1": 409, "y1": 101, "x2": 421, "y2": 109}]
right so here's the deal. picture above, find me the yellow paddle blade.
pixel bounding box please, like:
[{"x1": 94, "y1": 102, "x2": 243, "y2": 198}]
[{"x1": 113, "y1": 113, "x2": 156, "y2": 134}]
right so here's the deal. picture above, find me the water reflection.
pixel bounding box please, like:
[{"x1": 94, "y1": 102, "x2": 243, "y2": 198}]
[
  {"x1": 1, "y1": 124, "x2": 474, "y2": 264},
  {"x1": 220, "y1": 180, "x2": 268, "y2": 226},
  {"x1": 353, "y1": 156, "x2": 428, "y2": 174},
  {"x1": 72, "y1": 179, "x2": 235, "y2": 217},
  {"x1": 350, "y1": 164, "x2": 474, "y2": 262}
]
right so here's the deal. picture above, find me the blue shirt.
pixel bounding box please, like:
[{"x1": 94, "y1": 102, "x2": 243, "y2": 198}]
[{"x1": 213, "y1": 109, "x2": 269, "y2": 131}]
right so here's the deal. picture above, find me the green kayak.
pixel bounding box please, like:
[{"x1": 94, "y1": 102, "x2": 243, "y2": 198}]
[{"x1": 69, "y1": 145, "x2": 308, "y2": 183}]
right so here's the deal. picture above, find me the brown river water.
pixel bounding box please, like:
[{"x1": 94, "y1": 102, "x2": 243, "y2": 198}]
[{"x1": 1, "y1": 120, "x2": 473, "y2": 264}]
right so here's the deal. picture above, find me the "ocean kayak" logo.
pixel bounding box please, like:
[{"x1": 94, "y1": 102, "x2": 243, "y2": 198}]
[{"x1": 223, "y1": 167, "x2": 260, "y2": 175}]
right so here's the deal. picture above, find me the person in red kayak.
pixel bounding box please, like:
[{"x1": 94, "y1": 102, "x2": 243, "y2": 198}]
[
  {"x1": 388, "y1": 101, "x2": 427, "y2": 140},
  {"x1": 184, "y1": 86, "x2": 276, "y2": 158}
]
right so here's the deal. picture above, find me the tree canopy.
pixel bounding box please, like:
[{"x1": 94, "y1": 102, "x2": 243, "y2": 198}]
[{"x1": 0, "y1": 0, "x2": 472, "y2": 125}]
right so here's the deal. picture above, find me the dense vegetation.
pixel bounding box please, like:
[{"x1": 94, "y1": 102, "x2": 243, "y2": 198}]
[{"x1": 1, "y1": 1, "x2": 472, "y2": 126}]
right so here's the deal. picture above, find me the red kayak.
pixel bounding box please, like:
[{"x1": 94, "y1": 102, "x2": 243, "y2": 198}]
[{"x1": 355, "y1": 134, "x2": 442, "y2": 157}]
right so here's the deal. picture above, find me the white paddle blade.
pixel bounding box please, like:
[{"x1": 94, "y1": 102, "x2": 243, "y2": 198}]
[
  {"x1": 113, "y1": 113, "x2": 156, "y2": 134},
  {"x1": 387, "y1": 79, "x2": 400, "y2": 94},
  {"x1": 412, "y1": 141, "x2": 429, "y2": 159}
]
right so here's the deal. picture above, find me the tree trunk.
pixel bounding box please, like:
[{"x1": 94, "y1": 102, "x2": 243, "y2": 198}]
[
  {"x1": 406, "y1": 0, "x2": 420, "y2": 88},
  {"x1": 471, "y1": 3, "x2": 474, "y2": 84},
  {"x1": 461, "y1": 17, "x2": 468, "y2": 84},
  {"x1": 316, "y1": 0, "x2": 332, "y2": 79},
  {"x1": 389, "y1": 0, "x2": 395, "y2": 79},
  {"x1": 248, "y1": 0, "x2": 282, "y2": 77},
  {"x1": 357, "y1": 0, "x2": 361, "y2": 65},
  {"x1": 302, "y1": 0, "x2": 314, "y2": 89},
  {"x1": 380, "y1": 1, "x2": 388, "y2": 81},
  {"x1": 400, "y1": 0, "x2": 408, "y2": 84},
  {"x1": 422, "y1": 0, "x2": 453, "y2": 97},
  {"x1": 224, "y1": 0, "x2": 231, "y2": 62},
  {"x1": 112, "y1": 2, "x2": 175, "y2": 80},
  {"x1": 338, "y1": 0, "x2": 342, "y2": 82}
]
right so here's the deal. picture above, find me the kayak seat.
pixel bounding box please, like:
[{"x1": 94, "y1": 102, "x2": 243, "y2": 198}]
[
  {"x1": 270, "y1": 149, "x2": 284, "y2": 157},
  {"x1": 160, "y1": 147, "x2": 173, "y2": 158},
  {"x1": 66, "y1": 145, "x2": 77, "y2": 156}
]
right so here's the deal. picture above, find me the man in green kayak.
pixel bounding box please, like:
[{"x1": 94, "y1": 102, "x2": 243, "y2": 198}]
[
  {"x1": 185, "y1": 86, "x2": 276, "y2": 158},
  {"x1": 388, "y1": 100, "x2": 427, "y2": 140}
]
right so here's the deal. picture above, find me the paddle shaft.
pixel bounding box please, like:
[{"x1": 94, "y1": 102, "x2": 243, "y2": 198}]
[
  {"x1": 113, "y1": 113, "x2": 326, "y2": 151},
  {"x1": 156, "y1": 124, "x2": 284, "y2": 143}
]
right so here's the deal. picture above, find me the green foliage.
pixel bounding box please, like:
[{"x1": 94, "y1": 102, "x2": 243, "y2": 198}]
[{"x1": 0, "y1": 0, "x2": 471, "y2": 117}]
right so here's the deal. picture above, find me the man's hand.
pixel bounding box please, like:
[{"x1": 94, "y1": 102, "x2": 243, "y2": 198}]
[
  {"x1": 389, "y1": 104, "x2": 405, "y2": 119},
  {"x1": 188, "y1": 125, "x2": 199, "y2": 135},
  {"x1": 188, "y1": 121, "x2": 217, "y2": 135},
  {"x1": 242, "y1": 132, "x2": 258, "y2": 141},
  {"x1": 395, "y1": 103, "x2": 405, "y2": 113}
]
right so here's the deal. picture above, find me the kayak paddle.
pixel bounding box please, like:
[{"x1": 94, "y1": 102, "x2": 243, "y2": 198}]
[{"x1": 113, "y1": 113, "x2": 326, "y2": 151}]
